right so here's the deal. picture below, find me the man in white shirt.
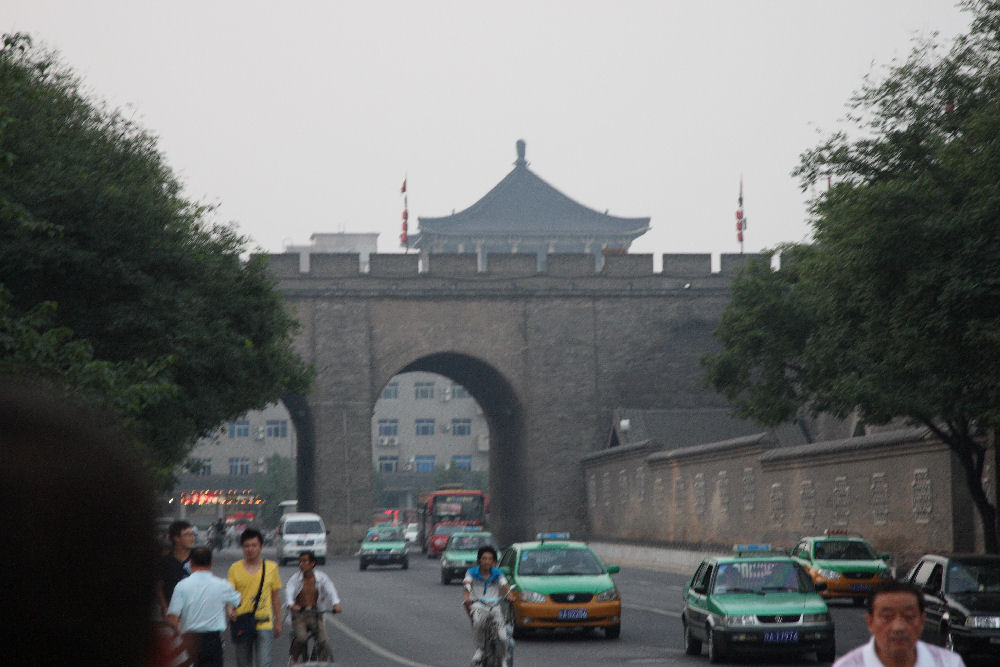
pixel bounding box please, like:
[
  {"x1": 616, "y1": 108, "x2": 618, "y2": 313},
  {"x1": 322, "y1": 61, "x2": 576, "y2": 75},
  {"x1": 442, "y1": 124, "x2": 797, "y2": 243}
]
[
  {"x1": 834, "y1": 580, "x2": 965, "y2": 667},
  {"x1": 167, "y1": 546, "x2": 241, "y2": 667},
  {"x1": 284, "y1": 550, "x2": 342, "y2": 663}
]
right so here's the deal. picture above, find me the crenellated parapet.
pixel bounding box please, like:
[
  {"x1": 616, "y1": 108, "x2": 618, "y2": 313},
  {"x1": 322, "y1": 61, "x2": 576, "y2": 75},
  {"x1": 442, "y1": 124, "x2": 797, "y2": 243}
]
[{"x1": 260, "y1": 251, "x2": 764, "y2": 294}]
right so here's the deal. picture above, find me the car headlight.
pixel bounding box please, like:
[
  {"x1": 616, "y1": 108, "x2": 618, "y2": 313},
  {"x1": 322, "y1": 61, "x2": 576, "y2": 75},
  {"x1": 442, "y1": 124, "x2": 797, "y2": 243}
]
[
  {"x1": 804, "y1": 613, "x2": 831, "y2": 623},
  {"x1": 965, "y1": 616, "x2": 1000, "y2": 628},
  {"x1": 725, "y1": 615, "x2": 758, "y2": 626},
  {"x1": 391, "y1": 548, "x2": 405, "y2": 555},
  {"x1": 518, "y1": 590, "x2": 547, "y2": 603},
  {"x1": 595, "y1": 587, "x2": 620, "y2": 602},
  {"x1": 817, "y1": 569, "x2": 841, "y2": 579}
]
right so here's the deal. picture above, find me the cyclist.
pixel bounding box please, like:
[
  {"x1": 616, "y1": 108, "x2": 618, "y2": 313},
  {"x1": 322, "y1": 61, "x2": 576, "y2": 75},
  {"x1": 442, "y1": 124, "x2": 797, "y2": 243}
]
[
  {"x1": 462, "y1": 546, "x2": 513, "y2": 665},
  {"x1": 284, "y1": 550, "x2": 342, "y2": 663}
]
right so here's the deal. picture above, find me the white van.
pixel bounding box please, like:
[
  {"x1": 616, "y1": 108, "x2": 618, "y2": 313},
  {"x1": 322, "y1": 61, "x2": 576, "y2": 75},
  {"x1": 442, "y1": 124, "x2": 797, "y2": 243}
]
[{"x1": 276, "y1": 512, "x2": 328, "y2": 565}]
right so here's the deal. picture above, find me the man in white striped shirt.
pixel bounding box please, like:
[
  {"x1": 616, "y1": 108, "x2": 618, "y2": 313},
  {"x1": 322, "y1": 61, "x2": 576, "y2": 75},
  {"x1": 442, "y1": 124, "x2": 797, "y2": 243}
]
[{"x1": 834, "y1": 580, "x2": 964, "y2": 667}]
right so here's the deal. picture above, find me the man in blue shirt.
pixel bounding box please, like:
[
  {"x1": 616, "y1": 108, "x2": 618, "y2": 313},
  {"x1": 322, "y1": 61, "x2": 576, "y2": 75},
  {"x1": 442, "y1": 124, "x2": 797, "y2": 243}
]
[
  {"x1": 463, "y1": 546, "x2": 513, "y2": 665},
  {"x1": 167, "y1": 546, "x2": 241, "y2": 667}
]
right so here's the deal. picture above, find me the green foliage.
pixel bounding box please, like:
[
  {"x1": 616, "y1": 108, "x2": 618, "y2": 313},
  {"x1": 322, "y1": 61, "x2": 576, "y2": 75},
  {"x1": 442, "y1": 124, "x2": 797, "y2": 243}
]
[
  {"x1": 0, "y1": 34, "x2": 312, "y2": 484},
  {"x1": 704, "y1": 1, "x2": 1000, "y2": 550},
  {"x1": 257, "y1": 455, "x2": 297, "y2": 528}
]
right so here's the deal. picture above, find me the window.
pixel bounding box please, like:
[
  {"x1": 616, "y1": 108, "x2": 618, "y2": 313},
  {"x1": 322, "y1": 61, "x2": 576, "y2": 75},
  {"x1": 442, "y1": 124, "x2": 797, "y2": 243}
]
[
  {"x1": 415, "y1": 419, "x2": 435, "y2": 436},
  {"x1": 228, "y1": 420, "x2": 249, "y2": 438},
  {"x1": 451, "y1": 455, "x2": 472, "y2": 471},
  {"x1": 414, "y1": 381, "x2": 434, "y2": 399},
  {"x1": 415, "y1": 455, "x2": 436, "y2": 473},
  {"x1": 382, "y1": 382, "x2": 399, "y2": 399},
  {"x1": 451, "y1": 383, "x2": 470, "y2": 399},
  {"x1": 229, "y1": 457, "x2": 250, "y2": 475},
  {"x1": 378, "y1": 456, "x2": 398, "y2": 473},
  {"x1": 265, "y1": 419, "x2": 288, "y2": 438},
  {"x1": 193, "y1": 458, "x2": 212, "y2": 476},
  {"x1": 378, "y1": 419, "x2": 399, "y2": 436},
  {"x1": 451, "y1": 418, "x2": 472, "y2": 436}
]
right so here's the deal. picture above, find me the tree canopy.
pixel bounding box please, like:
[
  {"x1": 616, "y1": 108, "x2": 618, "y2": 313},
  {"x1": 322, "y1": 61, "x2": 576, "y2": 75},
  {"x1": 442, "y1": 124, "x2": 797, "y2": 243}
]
[
  {"x1": 703, "y1": 1, "x2": 1000, "y2": 551},
  {"x1": 0, "y1": 34, "x2": 311, "y2": 484}
]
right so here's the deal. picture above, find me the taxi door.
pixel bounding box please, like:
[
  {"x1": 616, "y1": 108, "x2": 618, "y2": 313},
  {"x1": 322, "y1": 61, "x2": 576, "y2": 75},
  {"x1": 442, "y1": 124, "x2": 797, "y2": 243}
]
[{"x1": 684, "y1": 561, "x2": 714, "y2": 642}]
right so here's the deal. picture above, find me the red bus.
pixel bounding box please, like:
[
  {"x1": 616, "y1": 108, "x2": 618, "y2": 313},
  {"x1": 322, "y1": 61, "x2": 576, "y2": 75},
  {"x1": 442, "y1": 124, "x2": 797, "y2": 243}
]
[{"x1": 417, "y1": 486, "x2": 486, "y2": 556}]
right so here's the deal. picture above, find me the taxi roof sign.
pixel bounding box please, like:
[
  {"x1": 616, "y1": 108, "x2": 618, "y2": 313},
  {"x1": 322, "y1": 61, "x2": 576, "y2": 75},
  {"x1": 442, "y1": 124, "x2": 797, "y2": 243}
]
[
  {"x1": 733, "y1": 543, "x2": 771, "y2": 553},
  {"x1": 536, "y1": 532, "x2": 570, "y2": 541}
]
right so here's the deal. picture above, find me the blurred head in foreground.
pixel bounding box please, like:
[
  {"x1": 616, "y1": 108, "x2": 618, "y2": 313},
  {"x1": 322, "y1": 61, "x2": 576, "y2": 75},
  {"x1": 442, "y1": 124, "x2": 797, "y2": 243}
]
[{"x1": 0, "y1": 377, "x2": 158, "y2": 665}]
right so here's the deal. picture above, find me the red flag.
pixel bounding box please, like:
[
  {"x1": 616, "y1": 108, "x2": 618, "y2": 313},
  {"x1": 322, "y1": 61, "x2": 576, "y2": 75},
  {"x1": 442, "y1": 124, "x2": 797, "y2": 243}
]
[{"x1": 401, "y1": 178, "x2": 406, "y2": 194}]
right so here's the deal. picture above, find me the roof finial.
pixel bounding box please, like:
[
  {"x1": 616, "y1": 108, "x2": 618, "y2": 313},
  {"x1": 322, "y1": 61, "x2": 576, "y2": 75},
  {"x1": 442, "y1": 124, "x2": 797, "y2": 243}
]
[{"x1": 515, "y1": 139, "x2": 526, "y2": 167}]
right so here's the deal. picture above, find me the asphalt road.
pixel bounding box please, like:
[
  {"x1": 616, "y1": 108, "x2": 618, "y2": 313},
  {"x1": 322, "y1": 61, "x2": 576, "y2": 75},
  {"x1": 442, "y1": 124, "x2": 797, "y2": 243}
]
[{"x1": 204, "y1": 545, "x2": 876, "y2": 666}]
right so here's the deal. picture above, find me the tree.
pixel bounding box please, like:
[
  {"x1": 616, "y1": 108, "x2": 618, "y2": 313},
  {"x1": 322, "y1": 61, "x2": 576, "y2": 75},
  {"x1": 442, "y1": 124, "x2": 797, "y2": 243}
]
[
  {"x1": 0, "y1": 35, "x2": 312, "y2": 483},
  {"x1": 703, "y1": 1, "x2": 1000, "y2": 551},
  {"x1": 257, "y1": 455, "x2": 297, "y2": 528}
]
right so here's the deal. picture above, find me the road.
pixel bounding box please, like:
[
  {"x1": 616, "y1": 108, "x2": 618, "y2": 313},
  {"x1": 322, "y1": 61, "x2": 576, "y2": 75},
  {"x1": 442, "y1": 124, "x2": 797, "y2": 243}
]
[{"x1": 207, "y1": 546, "x2": 872, "y2": 666}]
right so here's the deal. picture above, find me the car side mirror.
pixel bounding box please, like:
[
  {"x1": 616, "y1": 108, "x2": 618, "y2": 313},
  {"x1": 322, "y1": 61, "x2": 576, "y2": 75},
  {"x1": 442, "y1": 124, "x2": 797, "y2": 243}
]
[
  {"x1": 814, "y1": 581, "x2": 828, "y2": 592},
  {"x1": 693, "y1": 585, "x2": 707, "y2": 595},
  {"x1": 607, "y1": 565, "x2": 620, "y2": 574},
  {"x1": 879, "y1": 553, "x2": 890, "y2": 561},
  {"x1": 326, "y1": 530, "x2": 331, "y2": 535}
]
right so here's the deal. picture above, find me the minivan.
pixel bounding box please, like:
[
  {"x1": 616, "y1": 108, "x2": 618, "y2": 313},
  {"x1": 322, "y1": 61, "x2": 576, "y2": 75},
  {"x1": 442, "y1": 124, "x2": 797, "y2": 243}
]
[{"x1": 276, "y1": 512, "x2": 328, "y2": 565}]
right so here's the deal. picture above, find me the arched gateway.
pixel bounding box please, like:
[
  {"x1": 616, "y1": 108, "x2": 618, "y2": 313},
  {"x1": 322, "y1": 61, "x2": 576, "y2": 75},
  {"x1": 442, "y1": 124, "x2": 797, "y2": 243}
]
[{"x1": 272, "y1": 251, "x2": 754, "y2": 553}]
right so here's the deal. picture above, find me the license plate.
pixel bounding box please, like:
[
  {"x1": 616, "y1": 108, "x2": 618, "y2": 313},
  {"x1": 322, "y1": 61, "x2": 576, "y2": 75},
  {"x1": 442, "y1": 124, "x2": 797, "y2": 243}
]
[
  {"x1": 297, "y1": 539, "x2": 314, "y2": 546},
  {"x1": 376, "y1": 553, "x2": 390, "y2": 560},
  {"x1": 764, "y1": 630, "x2": 798, "y2": 643},
  {"x1": 558, "y1": 609, "x2": 588, "y2": 620},
  {"x1": 849, "y1": 583, "x2": 872, "y2": 592}
]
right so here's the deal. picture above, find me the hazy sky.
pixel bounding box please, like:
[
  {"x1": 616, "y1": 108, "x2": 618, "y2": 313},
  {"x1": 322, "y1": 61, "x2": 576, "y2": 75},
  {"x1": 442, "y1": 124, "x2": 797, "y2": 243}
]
[{"x1": 4, "y1": 1, "x2": 972, "y2": 263}]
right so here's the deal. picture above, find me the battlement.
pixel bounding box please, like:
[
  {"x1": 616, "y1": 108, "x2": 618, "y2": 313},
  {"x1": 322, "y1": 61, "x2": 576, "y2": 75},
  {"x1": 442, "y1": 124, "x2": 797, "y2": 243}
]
[{"x1": 261, "y1": 252, "x2": 761, "y2": 282}]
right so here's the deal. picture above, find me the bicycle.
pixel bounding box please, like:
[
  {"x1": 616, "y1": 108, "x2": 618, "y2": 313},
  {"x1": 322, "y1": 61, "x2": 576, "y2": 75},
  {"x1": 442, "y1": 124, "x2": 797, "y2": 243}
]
[
  {"x1": 466, "y1": 585, "x2": 516, "y2": 667},
  {"x1": 287, "y1": 607, "x2": 336, "y2": 665}
]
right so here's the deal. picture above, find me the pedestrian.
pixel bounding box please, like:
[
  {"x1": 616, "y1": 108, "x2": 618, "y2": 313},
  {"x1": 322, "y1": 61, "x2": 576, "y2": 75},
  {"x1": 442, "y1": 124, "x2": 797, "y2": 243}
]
[
  {"x1": 833, "y1": 580, "x2": 965, "y2": 667},
  {"x1": 158, "y1": 520, "x2": 196, "y2": 615},
  {"x1": 285, "y1": 550, "x2": 342, "y2": 663},
  {"x1": 166, "y1": 546, "x2": 241, "y2": 667},
  {"x1": 228, "y1": 528, "x2": 283, "y2": 667}
]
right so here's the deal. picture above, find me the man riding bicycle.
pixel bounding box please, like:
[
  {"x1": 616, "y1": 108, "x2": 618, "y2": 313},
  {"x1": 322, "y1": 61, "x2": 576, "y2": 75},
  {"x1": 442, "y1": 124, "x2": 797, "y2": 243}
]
[
  {"x1": 284, "y1": 550, "x2": 342, "y2": 663},
  {"x1": 462, "y1": 546, "x2": 513, "y2": 665}
]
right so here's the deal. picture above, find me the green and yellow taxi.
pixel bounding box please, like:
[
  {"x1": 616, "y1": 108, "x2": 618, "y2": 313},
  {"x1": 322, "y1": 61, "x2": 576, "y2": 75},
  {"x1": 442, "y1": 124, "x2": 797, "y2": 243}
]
[
  {"x1": 440, "y1": 531, "x2": 497, "y2": 584},
  {"x1": 681, "y1": 545, "x2": 836, "y2": 663},
  {"x1": 498, "y1": 533, "x2": 621, "y2": 639},
  {"x1": 358, "y1": 525, "x2": 409, "y2": 571},
  {"x1": 790, "y1": 531, "x2": 892, "y2": 605}
]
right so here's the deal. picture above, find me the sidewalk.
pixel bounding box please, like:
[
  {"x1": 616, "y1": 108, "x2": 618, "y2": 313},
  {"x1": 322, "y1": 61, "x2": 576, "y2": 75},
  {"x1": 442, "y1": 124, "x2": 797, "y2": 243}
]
[{"x1": 589, "y1": 542, "x2": 726, "y2": 575}]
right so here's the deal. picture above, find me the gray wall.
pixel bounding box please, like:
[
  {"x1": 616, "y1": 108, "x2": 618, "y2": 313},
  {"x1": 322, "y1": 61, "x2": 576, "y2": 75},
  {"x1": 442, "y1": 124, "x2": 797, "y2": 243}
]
[{"x1": 269, "y1": 252, "x2": 744, "y2": 552}]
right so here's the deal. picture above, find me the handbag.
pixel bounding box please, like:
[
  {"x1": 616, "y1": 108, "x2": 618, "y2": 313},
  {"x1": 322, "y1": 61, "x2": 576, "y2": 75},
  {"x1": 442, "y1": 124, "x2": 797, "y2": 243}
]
[{"x1": 231, "y1": 561, "x2": 266, "y2": 644}]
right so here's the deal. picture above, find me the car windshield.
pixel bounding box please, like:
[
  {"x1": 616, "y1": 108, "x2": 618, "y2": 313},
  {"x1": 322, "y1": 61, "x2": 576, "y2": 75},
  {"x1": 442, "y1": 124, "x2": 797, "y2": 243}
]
[
  {"x1": 365, "y1": 529, "x2": 403, "y2": 542},
  {"x1": 713, "y1": 562, "x2": 814, "y2": 594},
  {"x1": 285, "y1": 521, "x2": 322, "y2": 534},
  {"x1": 814, "y1": 540, "x2": 877, "y2": 560},
  {"x1": 517, "y1": 548, "x2": 604, "y2": 576},
  {"x1": 946, "y1": 561, "x2": 1000, "y2": 593},
  {"x1": 434, "y1": 524, "x2": 465, "y2": 536},
  {"x1": 449, "y1": 535, "x2": 494, "y2": 550}
]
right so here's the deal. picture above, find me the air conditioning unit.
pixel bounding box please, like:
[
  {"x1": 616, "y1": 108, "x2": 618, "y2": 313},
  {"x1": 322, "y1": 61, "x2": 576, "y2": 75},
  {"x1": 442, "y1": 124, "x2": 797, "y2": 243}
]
[
  {"x1": 387, "y1": 436, "x2": 399, "y2": 446},
  {"x1": 440, "y1": 423, "x2": 450, "y2": 433},
  {"x1": 378, "y1": 436, "x2": 389, "y2": 446},
  {"x1": 254, "y1": 426, "x2": 265, "y2": 440},
  {"x1": 441, "y1": 388, "x2": 451, "y2": 402}
]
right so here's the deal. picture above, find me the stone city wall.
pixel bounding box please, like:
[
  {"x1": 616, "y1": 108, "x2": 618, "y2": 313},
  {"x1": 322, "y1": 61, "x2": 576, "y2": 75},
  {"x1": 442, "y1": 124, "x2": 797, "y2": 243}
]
[{"x1": 583, "y1": 430, "x2": 994, "y2": 569}]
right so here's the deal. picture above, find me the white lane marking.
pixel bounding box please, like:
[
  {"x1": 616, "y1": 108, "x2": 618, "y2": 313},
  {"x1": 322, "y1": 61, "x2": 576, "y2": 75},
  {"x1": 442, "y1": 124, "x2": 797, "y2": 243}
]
[
  {"x1": 326, "y1": 615, "x2": 437, "y2": 667},
  {"x1": 623, "y1": 603, "x2": 681, "y2": 618}
]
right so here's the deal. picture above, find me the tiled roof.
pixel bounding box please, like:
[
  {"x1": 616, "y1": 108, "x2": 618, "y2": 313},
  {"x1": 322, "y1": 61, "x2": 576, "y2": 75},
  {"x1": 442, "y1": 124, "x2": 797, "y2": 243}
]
[{"x1": 413, "y1": 140, "x2": 650, "y2": 240}]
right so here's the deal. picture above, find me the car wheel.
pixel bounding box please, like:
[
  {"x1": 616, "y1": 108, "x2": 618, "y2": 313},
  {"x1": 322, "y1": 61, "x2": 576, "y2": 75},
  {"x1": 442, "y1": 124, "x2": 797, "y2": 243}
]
[
  {"x1": 359, "y1": 560, "x2": 367, "y2": 571},
  {"x1": 278, "y1": 557, "x2": 286, "y2": 567},
  {"x1": 441, "y1": 570, "x2": 450, "y2": 585},
  {"x1": 816, "y1": 642, "x2": 836, "y2": 663},
  {"x1": 604, "y1": 624, "x2": 620, "y2": 639},
  {"x1": 683, "y1": 621, "x2": 702, "y2": 655},
  {"x1": 402, "y1": 557, "x2": 409, "y2": 570},
  {"x1": 512, "y1": 624, "x2": 526, "y2": 640},
  {"x1": 707, "y1": 626, "x2": 724, "y2": 664},
  {"x1": 852, "y1": 597, "x2": 865, "y2": 607}
]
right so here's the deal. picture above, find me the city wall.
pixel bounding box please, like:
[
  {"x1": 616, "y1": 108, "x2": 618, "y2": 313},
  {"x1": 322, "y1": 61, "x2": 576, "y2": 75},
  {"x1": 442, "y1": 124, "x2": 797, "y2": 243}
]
[{"x1": 582, "y1": 429, "x2": 994, "y2": 569}]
